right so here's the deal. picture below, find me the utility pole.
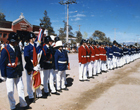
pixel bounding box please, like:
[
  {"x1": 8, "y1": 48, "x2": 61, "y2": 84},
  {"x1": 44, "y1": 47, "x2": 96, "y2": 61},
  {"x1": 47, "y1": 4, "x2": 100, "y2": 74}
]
[
  {"x1": 59, "y1": 0, "x2": 77, "y2": 44},
  {"x1": 78, "y1": 25, "x2": 81, "y2": 31}
]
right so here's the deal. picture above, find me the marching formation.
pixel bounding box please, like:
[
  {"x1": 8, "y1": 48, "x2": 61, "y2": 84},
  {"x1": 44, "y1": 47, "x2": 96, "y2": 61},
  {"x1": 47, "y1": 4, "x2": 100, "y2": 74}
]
[
  {"x1": 78, "y1": 39, "x2": 140, "y2": 81},
  {"x1": 0, "y1": 30, "x2": 69, "y2": 110}
]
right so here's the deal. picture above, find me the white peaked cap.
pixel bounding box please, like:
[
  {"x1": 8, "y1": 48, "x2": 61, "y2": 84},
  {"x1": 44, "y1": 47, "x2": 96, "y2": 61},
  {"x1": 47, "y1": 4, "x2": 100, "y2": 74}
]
[
  {"x1": 45, "y1": 29, "x2": 48, "y2": 36},
  {"x1": 50, "y1": 35, "x2": 56, "y2": 41},
  {"x1": 55, "y1": 40, "x2": 63, "y2": 47}
]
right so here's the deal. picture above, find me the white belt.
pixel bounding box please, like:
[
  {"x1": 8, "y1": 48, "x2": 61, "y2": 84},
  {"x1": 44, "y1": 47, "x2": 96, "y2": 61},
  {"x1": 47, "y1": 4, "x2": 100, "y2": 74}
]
[
  {"x1": 7, "y1": 62, "x2": 20, "y2": 66},
  {"x1": 46, "y1": 61, "x2": 52, "y2": 63},
  {"x1": 100, "y1": 54, "x2": 106, "y2": 56},
  {"x1": 82, "y1": 56, "x2": 87, "y2": 58},
  {"x1": 87, "y1": 55, "x2": 90, "y2": 57},
  {"x1": 91, "y1": 56, "x2": 95, "y2": 57},
  {"x1": 95, "y1": 54, "x2": 99, "y2": 56},
  {"x1": 58, "y1": 61, "x2": 67, "y2": 64},
  {"x1": 109, "y1": 53, "x2": 113, "y2": 55}
]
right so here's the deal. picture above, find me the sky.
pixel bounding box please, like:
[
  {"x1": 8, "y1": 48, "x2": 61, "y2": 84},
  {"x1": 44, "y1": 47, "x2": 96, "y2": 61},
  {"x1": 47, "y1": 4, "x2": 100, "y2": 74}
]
[{"x1": 0, "y1": 0, "x2": 140, "y2": 43}]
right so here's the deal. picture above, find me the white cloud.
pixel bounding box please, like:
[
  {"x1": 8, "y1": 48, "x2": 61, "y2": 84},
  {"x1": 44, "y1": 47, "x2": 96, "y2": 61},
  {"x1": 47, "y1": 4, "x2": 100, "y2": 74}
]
[
  {"x1": 91, "y1": 15, "x2": 94, "y2": 17},
  {"x1": 71, "y1": 17, "x2": 81, "y2": 21},
  {"x1": 69, "y1": 11, "x2": 78, "y2": 14},
  {"x1": 73, "y1": 13, "x2": 86, "y2": 17}
]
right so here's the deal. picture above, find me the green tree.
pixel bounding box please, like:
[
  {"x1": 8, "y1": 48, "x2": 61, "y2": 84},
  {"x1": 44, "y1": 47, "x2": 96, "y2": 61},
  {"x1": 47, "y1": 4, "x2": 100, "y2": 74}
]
[
  {"x1": 40, "y1": 10, "x2": 54, "y2": 35},
  {"x1": 0, "y1": 12, "x2": 6, "y2": 21},
  {"x1": 63, "y1": 20, "x2": 74, "y2": 37},
  {"x1": 76, "y1": 31, "x2": 82, "y2": 43},
  {"x1": 58, "y1": 28, "x2": 66, "y2": 43},
  {"x1": 92, "y1": 30, "x2": 110, "y2": 42},
  {"x1": 88, "y1": 37, "x2": 93, "y2": 42}
]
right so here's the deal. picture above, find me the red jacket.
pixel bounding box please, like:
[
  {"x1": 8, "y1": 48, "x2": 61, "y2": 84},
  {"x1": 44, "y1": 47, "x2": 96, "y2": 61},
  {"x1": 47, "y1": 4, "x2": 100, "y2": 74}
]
[
  {"x1": 85, "y1": 45, "x2": 91, "y2": 62},
  {"x1": 78, "y1": 45, "x2": 87, "y2": 64},
  {"x1": 99, "y1": 47, "x2": 107, "y2": 61},
  {"x1": 90, "y1": 46, "x2": 95, "y2": 61},
  {"x1": 94, "y1": 46, "x2": 100, "y2": 60}
]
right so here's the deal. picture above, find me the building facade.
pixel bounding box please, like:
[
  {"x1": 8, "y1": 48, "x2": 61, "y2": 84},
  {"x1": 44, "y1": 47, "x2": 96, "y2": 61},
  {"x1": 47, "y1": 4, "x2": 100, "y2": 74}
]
[{"x1": 0, "y1": 13, "x2": 41, "y2": 43}]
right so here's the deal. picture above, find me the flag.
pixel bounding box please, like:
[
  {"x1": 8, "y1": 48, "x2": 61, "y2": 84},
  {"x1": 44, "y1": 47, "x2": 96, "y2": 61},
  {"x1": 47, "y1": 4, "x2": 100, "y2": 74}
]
[{"x1": 32, "y1": 29, "x2": 44, "y2": 89}]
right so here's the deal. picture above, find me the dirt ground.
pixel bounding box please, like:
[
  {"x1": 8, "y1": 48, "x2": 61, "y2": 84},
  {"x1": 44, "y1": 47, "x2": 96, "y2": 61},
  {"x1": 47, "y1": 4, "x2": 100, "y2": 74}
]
[{"x1": 0, "y1": 53, "x2": 140, "y2": 110}]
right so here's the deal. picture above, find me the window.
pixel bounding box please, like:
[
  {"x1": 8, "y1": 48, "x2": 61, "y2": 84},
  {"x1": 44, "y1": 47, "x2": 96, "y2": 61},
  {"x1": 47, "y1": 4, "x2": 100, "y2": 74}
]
[
  {"x1": 3, "y1": 34, "x2": 7, "y2": 38},
  {"x1": 0, "y1": 33, "x2": 2, "y2": 38}
]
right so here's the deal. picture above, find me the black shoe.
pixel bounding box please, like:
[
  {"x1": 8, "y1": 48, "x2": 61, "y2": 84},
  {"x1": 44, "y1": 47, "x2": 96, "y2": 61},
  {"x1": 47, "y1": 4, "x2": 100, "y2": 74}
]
[
  {"x1": 29, "y1": 98, "x2": 34, "y2": 103},
  {"x1": 11, "y1": 108, "x2": 17, "y2": 110},
  {"x1": 44, "y1": 92, "x2": 51, "y2": 96},
  {"x1": 21, "y1": 105, "x2": 31, "y2": 109},
  {"x1": 38, "y1": 95, "x2": 47, "y2": 99},
  {"x1": 51, "y1": 92, "x2": 60, "y2": 95},
  {"x1": 84, "y1": 79, "x2": 90, "y2": 81},
  {"x1": 62, "y1": 88, "x2": 69, "y2": 91},
  {"x1": 79, "y1": 80, "x2": 84, "y2": 82},
  {"x1": 57, "y1": 90, "x2": 62, "y2": 92}
]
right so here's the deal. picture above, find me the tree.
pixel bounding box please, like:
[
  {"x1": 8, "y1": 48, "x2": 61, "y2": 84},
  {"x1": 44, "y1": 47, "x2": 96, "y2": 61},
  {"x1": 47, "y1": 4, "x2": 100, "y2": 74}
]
[
  {"x1": 40, "y1": 10, "x2": 54, "y2": 35},
  {"x1": 92, "y1": 30, "x2": 110, "y2": 42},
  {"x1": 58, "y1": 28, "x2": 66, "y2": 43},
  {"x1": 88, "y1": 37, "x2": 93, "y2": 42},
  {"x1": 58, "y1": 20, "x2": 74, "y2": 43},
  {"x1": 76, "y1": 31, "x2": 82, "y2": 43},
  {"x1": 0, "y1": 12, "x2": 6, "y2": 21}
]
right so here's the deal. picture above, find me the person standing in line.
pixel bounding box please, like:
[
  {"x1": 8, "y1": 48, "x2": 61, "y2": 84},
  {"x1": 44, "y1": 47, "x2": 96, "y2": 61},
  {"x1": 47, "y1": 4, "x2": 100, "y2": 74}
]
[
  {"x1": 41, "y1": 36, "x2": 60, "y2": 95},
  {"x1": 24, "y1": 32, "x2": 43, "y2": 103},
  {"x1": 78, "y1": 39, "x2": 88, "y2": 81},
  {"x1": 0, "y1": 32, "x2": 29, "y2": 110},
  {"x1": 90, "y1": 41, "x2": 96, "y2": 77},
  {"x1": 54, "y1": 40, "x2": 69, "y2": 90},
  {"x1": 94, "y1": 41, "x2": 101, "y2": 74},
  {"x1": 100, "y1": 42, "x2": 108, "y2": 72},
  {"x1": 85, "y1": 40, "x2": 92, "y2": 79}
]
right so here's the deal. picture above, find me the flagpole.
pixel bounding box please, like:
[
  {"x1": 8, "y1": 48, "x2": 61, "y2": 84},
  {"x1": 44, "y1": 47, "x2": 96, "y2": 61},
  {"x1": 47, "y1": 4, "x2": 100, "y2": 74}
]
[{"x1": 34, "y1": 89, "x2": 36, "y2": 103}]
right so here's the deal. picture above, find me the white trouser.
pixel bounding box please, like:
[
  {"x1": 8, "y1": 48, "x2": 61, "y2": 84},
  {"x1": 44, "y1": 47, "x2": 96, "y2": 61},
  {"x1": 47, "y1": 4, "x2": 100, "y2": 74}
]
[
  {"x1": 87, "y1": 62, "x2": 93, "y2": 77},
  {"x1": 49, "y1": 69, "x2": 56, "y2": 93},
  {"x1": 96, "y1": 60, "x2": 101, "y2": 73},
  {"x1": 6, "y1": 77, "x2": 27, "y2": 109},
  {"x1": 56, "y1": 70, "x2": 66, "y2": 90},
  {"x1": 26, "y1": 70, "x2": 42, "y2": 98},
  {"x1": 42, "y1": 69, "x2": 50, "y2": 93},
  {"x1": 91, "y1": 61, "x2": 96, "y2": 76},
  {"x1": 40, "y1": 70, "x2": 44, "y2": 85},
  {"x1": 79, "y1": 63, "x2": 87, "y2": 80},
  {"x1": 113, "y1": 56, "x2": 117, "y2": 68},
  {"x1": 101, "y1": 61, "x2": 107, "y2": 71}
]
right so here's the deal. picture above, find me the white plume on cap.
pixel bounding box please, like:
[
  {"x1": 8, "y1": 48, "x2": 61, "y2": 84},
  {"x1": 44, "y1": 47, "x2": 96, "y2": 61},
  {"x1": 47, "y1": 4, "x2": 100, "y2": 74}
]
[{"x1": 50, "y1": 35, "x2": 56, "y2": 41}]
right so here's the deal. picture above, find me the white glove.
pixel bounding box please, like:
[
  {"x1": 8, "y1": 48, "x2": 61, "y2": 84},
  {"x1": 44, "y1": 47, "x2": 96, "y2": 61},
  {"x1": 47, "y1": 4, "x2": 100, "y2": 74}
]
[
  {"x1": 33, "y1": 64, "x2": 41, "y2": 71},
  {"x1": 0, "y1": 77, "x2": 6, "y2": 81},
  {"x1": 55, "y1": 70, "x2": 58, "y2": 72}
]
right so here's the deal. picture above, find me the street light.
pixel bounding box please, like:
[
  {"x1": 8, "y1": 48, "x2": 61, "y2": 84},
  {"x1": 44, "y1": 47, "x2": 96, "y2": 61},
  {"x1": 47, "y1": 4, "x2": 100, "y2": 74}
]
[{"x1": 59, "y1": 0, "x2": 77, "y2": 44}]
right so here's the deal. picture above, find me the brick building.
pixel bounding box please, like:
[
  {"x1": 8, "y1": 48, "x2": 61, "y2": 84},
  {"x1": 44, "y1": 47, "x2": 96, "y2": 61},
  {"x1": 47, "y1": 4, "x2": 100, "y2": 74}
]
[{"x1": 0, "y1": 13, "x2": 42, "y2": 43}]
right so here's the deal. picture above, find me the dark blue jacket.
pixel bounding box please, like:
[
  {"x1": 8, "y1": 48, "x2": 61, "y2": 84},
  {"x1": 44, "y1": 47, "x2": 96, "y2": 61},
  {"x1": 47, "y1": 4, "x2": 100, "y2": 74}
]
[
  {"x1": 24, "y1": 43, "x2": 34, "y2": 72},
  {"x1": 0, "y1": 44, "x2": 23, "y2": 78},
  {"x1": 54, "y1": 49, "x2": 68, "y2": 71},
  {"x1": 41, "y1": 45, "x2": 54, "y2": 69}
]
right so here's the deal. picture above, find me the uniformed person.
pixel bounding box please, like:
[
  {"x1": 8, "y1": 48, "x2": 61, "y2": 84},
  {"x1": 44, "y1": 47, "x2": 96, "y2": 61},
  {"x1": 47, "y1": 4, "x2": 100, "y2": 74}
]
[
  {"x1": 41, "y1": 36, "x2": 60, "y2": 95},
  {"x1": 54, "y1": 40, "x2": 69, "y2": 90},
  {"x1": 78, "y1": 39, "x2": 88, "y2": 81},
  {"x1": 0, "y1": 32, "x2": 28, "y2": 110},
  {"x1": 24, "y1": 32, "x2": 43, "y2": 102}
]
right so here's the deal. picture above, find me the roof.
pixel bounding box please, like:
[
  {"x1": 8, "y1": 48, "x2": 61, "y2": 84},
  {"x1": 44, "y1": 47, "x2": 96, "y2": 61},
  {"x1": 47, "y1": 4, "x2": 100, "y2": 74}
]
[
  {"x1": 0, "y1": 27, "x2": 13, "y2": 31},
  {"x1": 12, "y1": 13, "x2": 33, "y2": 28}
]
